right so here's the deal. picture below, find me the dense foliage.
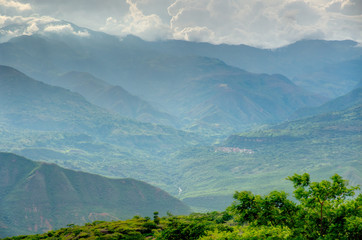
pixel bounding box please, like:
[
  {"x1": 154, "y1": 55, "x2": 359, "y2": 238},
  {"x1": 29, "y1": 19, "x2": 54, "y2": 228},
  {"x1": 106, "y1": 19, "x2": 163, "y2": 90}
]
[
  {"x1": 4, "y1": 173, "x2": 360, "y2": 240},
  {"x1": 229, "y1": 173, "x2": 361, "y2": 239}
]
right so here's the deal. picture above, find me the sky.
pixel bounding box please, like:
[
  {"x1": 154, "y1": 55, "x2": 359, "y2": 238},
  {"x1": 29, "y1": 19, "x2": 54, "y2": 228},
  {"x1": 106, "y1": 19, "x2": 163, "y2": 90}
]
[{"x1": 0, "y1": 0, "x2": 361, "y2": 48}]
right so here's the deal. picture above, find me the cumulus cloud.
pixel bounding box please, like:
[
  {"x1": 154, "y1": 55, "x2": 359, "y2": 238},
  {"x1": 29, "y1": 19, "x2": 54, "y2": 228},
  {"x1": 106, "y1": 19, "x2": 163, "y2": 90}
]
[
  {"x1": 23, "y1": 21, "x2": 38, "y2": 35},
  {"x1": 1, "y1": 0, "x2": 361, "y2": 47},
  {"x1": 173, "y1": 26, "x2": 215, "y2": 42},
  {"x1": 101, "y1": 0, "x2": 170, "y2": 40},
  {"x1": 0, "y1": 15, "x2": 90, "y2": 42},
  {"x1": 43, "y1": 23, "x2": 89, "y2": 37},
  {"x1": 0, "y1": 15, "x2": 56, "y2": 28},
  {"x1": 0, "y1": 0, "x2": 31, "y2": 11},
  {"x1": 327, "y1": 0, "x2": 362, "y2": 16},
  {"x1": 166, "y1": 0, "x2": 362, "y2": 48},
  {"x1": 17, "y1": 0, "x2": 130, "y2": 30}
]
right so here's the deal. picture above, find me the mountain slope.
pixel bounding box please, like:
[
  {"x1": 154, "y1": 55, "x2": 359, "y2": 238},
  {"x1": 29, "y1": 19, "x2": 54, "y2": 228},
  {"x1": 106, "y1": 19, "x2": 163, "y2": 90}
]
[
  {"x1": 0, "y1": 65, "x2": 198, "y2": 148},
  {"x1": 0, "y1": 152, "x2": 191, "y2": 237},
  {"x1": 292, "y1": 87, "x2": 362, "y2": 119},
  {"x1": 0, "y1": 65, "x2": 110, "y2": 132},
  {"x1": 170, "y1": 70, "x2": 325, "y2": 132},
  {"x1": 53, "y1": 71, "x2": 178, "y2": 127}
]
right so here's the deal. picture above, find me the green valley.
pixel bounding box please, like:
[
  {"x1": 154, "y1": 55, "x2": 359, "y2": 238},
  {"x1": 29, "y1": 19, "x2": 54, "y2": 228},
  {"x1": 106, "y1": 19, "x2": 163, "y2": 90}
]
[{"x1": 173, "y1": 103, "x2": 362, "y2": 210}]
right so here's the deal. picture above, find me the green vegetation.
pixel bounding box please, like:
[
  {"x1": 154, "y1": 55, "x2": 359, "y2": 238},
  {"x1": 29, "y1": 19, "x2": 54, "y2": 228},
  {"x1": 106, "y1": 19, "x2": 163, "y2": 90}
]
[
  {"x1": 3, "y1": 173, "x2": 360, "y2": 239},
  {"x1": 229, "y1": 173, "x2": 361, "y2": 239}
]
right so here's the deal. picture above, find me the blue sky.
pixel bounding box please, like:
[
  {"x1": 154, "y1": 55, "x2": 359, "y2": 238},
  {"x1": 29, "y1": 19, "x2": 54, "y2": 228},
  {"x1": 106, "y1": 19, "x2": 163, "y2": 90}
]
[{"x1": 0, "y1": 0, "x2": 361, "y2": 48}]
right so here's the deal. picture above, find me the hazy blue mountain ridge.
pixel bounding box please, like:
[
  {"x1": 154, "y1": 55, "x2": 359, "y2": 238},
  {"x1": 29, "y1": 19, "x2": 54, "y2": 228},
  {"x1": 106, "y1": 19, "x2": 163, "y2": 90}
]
[
  {"x1": 144, "y1": 38, "x2": 362, "y2": 98},
  {"x1": 168, "y1": 70, "x2": 325, "y2": 132},
  {"x1": 53, "y1": 71, "x2": 179, "y2": 127},
  {"x1": 0, "y1": 65, "x2": 198, "y2": 148},
  {"x1": 292, "y1": 87, "x2": 362, "y2": 119},
  {"x1": 1, "y1": 20, "x2": 361, "y2": 99}
]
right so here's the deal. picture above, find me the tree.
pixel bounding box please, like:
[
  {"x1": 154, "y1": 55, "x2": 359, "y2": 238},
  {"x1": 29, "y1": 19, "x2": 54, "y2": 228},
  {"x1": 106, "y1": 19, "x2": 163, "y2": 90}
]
[
  {"x1": 229, "y1": 190, "x2": 298, "y2": 227},
  {"x1": 287, "y1": 173, "x2": 360, "y2": 239},
  {"x1": 153, "y1": 211, "x2": 160, "y2": 225},
  {"x1": 228, "y1": 173, "x2": 361, "y2": 239},
  {"x1": 156, "y1": 216, "x2": 208, "y2": 240}
]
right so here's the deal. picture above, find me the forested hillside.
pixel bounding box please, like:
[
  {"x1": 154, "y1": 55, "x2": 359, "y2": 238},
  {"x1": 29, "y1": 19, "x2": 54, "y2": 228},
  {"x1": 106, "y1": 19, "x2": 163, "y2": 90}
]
[{"x1": 0, "y1": 153, "x2": 190, "y2": 237}]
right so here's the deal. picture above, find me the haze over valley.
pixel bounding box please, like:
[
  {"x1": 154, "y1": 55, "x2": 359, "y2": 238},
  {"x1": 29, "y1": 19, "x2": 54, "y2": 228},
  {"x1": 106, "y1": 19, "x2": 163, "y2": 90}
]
[{"x1": 0, "y1": 0, "x2": 361, "y2": 238}]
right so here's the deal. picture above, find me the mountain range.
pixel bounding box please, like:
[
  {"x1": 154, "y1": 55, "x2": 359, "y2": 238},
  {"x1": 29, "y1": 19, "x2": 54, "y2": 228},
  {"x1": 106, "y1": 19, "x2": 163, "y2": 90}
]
[
  {"x1": 1, "y1": 21, "x2": 361, "y2": 100},
  {"x1": 0, "y1": 31, "x2": 328, "y2": 134},
  {"x1": 0, "y1": 20, "x2": 361, "y2": 236},
  {"x1": 143, "y1": 38, "x2": 362, "y2": 98}
]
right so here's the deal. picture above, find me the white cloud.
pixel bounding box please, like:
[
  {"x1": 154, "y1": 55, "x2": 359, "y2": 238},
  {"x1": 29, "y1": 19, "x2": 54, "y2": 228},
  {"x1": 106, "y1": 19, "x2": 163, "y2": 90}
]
[
  {"x1": 23, "y1": 21, "x2": 38, "y2": 35},
  {"x1": 327, "y1": 0, "x2": 362, "y2": 16},
  {"x1": 43, "y1": 23, "x2": 89, "y2": 37},
  {"x1": 17, "y1": 0, "x2": 130, "y2": 30},
  {"x1": 101, "y1": 0, "x2": 170, "y2": 40},
  {"x1": 0, "y1": 15, "x2": 90, "y2": 42},
  {"x1": 0, "y1": 15, "x2": 57, "y2": 28},
  {"x1": 173, "y1": 26, "x2": 215, "y2": 42},
  {"x1": 281, "y1": 1, "x2": 321, "y2": 25},
  {"x1": 166, "y1": 0, "x2": 362, "y2": 48},
  {"x1": 0, "y1": 0, "x2": 31, "y2": 11}
]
